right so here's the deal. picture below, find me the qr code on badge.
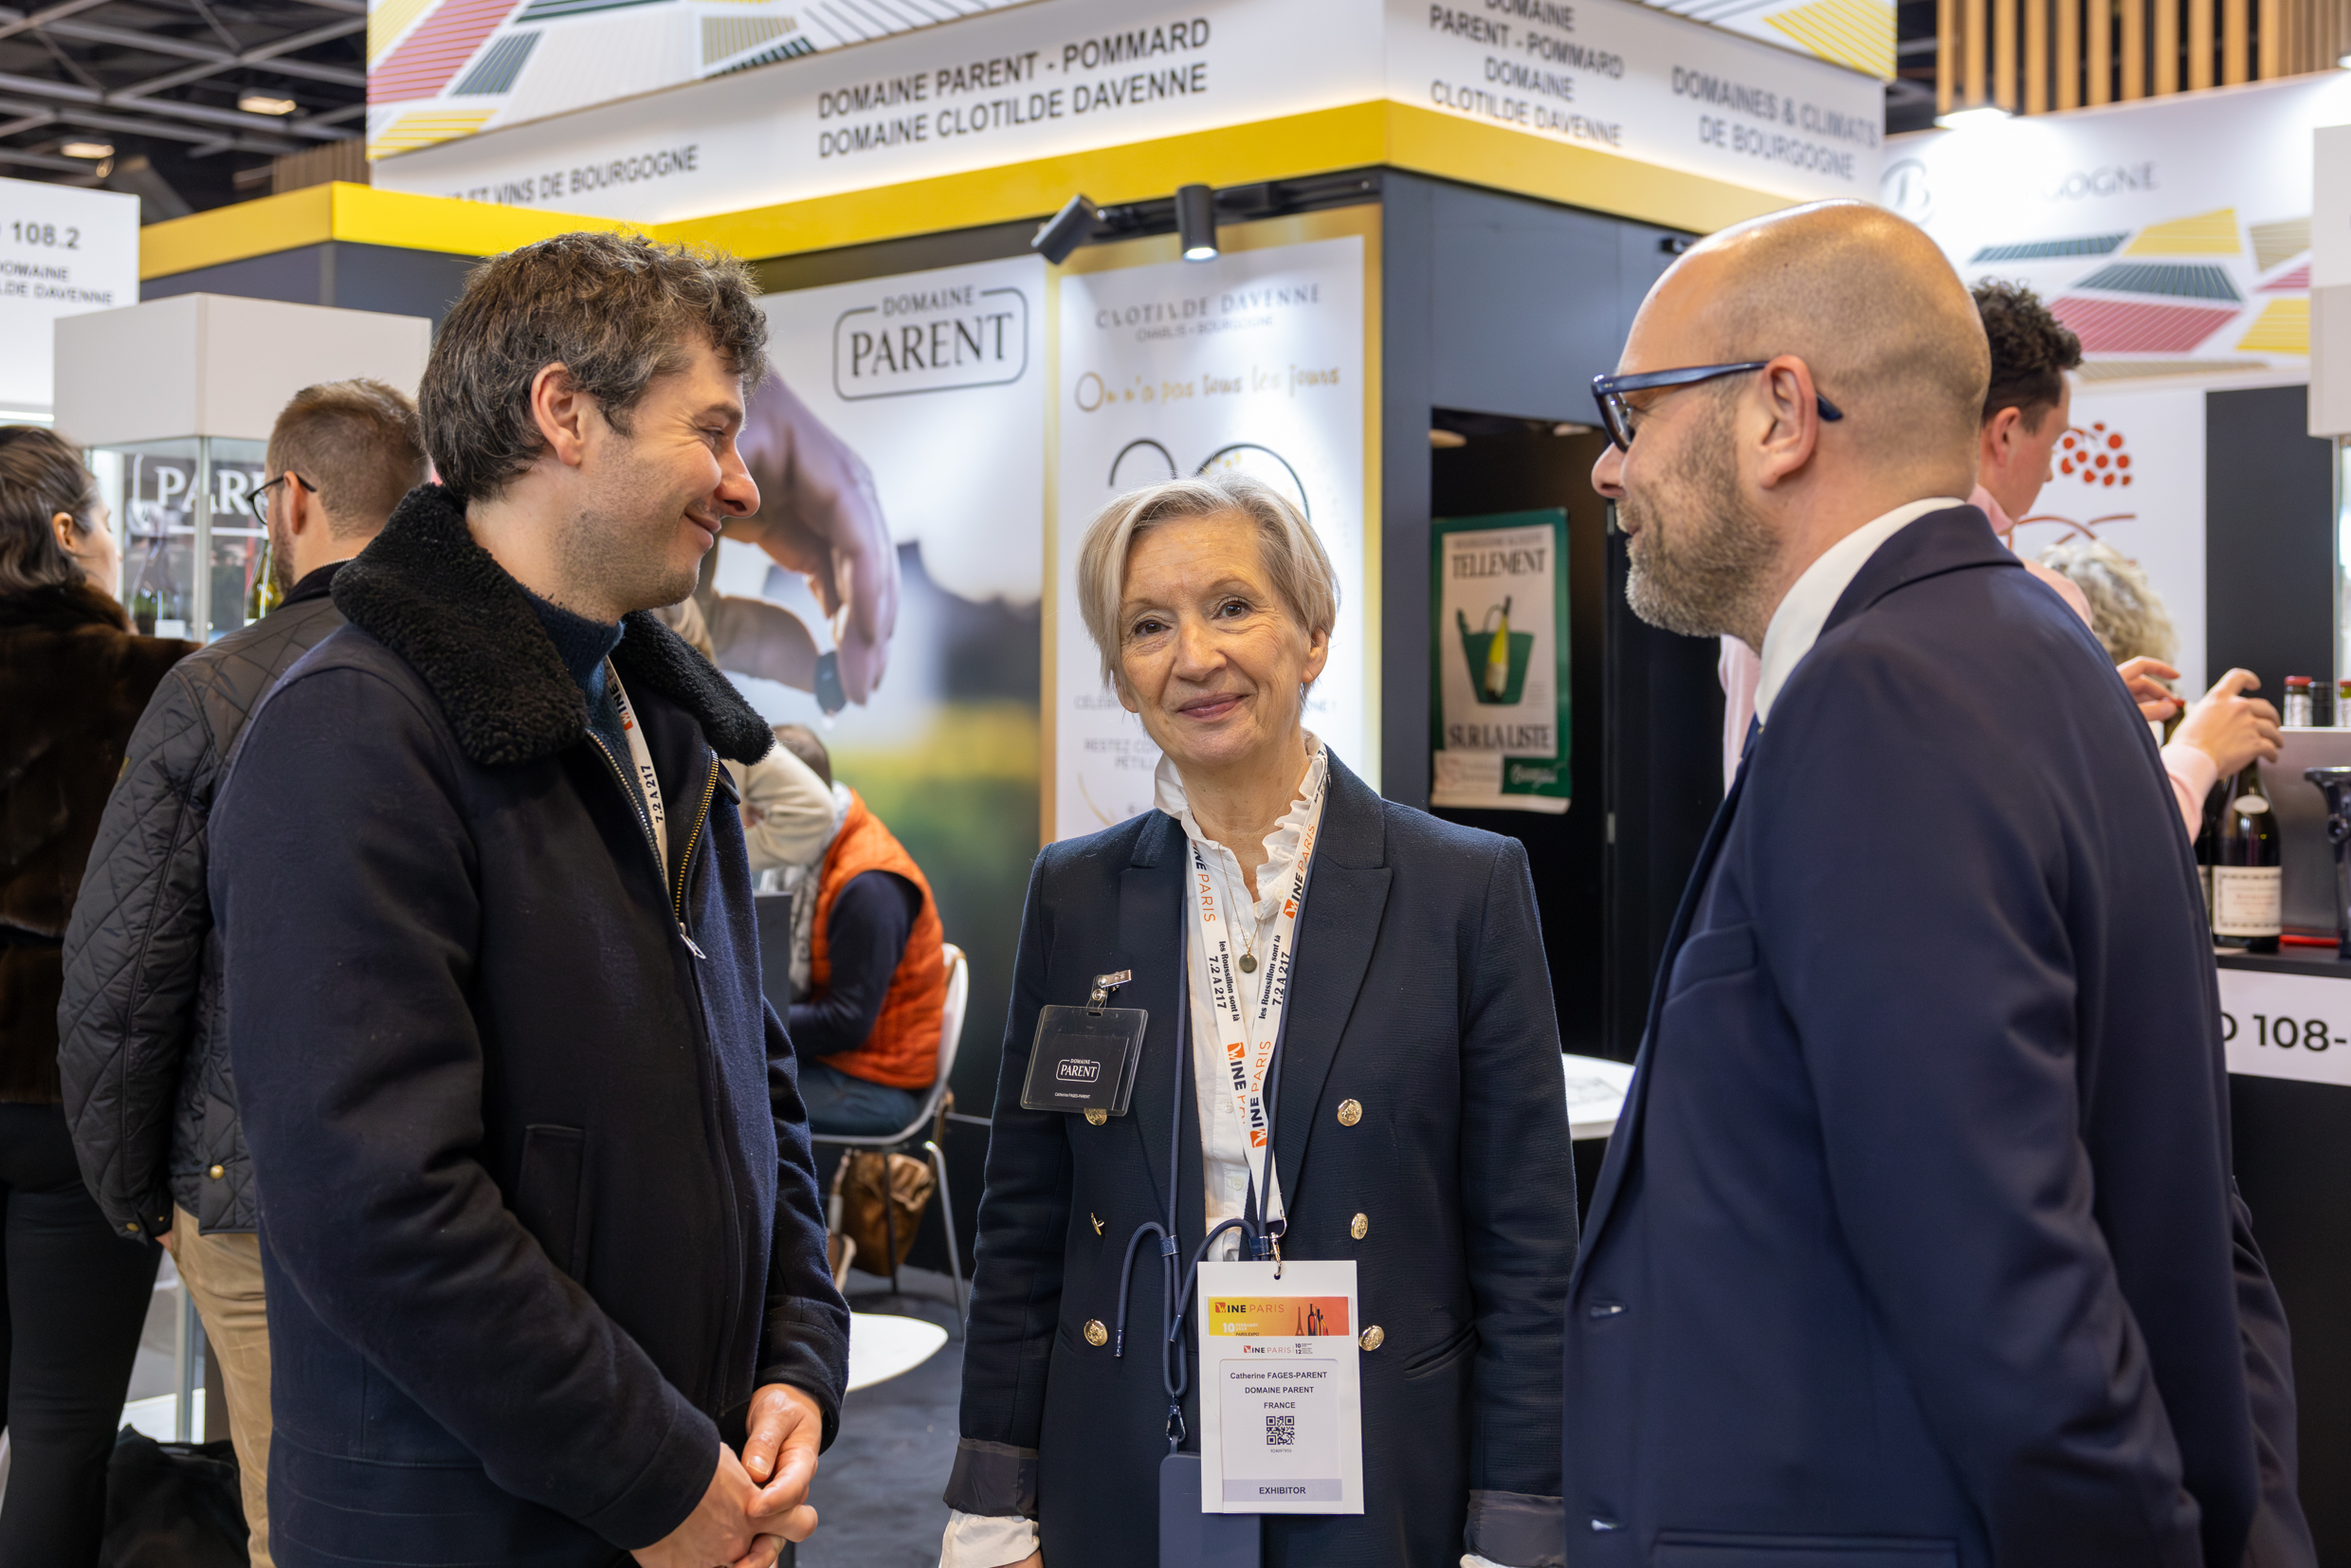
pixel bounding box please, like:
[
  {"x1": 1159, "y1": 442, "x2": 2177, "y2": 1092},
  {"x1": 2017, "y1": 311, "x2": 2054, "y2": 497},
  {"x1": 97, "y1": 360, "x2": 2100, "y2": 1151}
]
[{"x1": 1265, "y1": 1413, "x2": 1295, "y2": 1449}]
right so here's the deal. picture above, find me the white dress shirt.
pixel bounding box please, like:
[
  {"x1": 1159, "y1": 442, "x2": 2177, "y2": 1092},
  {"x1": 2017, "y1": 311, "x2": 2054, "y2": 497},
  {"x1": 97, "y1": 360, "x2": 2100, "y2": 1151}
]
[
  {"x1": 1754, "y1": 497, "x2": 1963, "y2": 729},
  {"x1": 940, "y1": 737, "x2": 1508, "y2": 1568}
]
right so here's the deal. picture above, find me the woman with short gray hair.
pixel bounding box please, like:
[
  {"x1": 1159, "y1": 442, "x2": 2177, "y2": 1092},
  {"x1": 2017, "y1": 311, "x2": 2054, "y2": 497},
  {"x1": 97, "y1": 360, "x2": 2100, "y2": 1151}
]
[{"x1": 942, "y1": 474, "x2": 1574, "y2": 1568}]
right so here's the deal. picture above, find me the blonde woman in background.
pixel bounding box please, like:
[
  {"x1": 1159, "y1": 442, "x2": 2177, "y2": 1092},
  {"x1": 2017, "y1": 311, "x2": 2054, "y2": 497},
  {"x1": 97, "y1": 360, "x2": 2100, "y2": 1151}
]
[{"x1": 2039, "y1": 536, "x2": 2280, "y2": 842}]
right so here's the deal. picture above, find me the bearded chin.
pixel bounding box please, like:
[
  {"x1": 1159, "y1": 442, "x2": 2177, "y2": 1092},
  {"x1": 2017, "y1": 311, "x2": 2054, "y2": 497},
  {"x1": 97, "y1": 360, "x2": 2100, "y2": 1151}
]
[
  {"x1": 1617, "y1": 439, "x2": 1777, "y2": 641},
  {"x1": 1622, "y1": 502, "x2": 1742, "y2": 638},
  {"x1": 1624, "y1": 536, "x2": 1725, "y2": 637},
  {"x1": 267, "y1": 526, "x2": 296, "y2": 600}
]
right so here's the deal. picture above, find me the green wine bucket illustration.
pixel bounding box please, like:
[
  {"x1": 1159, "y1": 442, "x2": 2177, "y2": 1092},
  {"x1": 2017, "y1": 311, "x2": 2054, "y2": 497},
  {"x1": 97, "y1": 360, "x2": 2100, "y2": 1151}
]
[{"x1": 1456, "y1": 602, "x2": 1534, "y2": 706}]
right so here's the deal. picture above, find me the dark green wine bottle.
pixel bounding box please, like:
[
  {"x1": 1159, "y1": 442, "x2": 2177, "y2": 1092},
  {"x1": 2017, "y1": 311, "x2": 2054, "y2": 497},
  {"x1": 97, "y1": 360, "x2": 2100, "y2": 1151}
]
[{"x1": 2212, "y1": 758, "x2": 2281, "y2": 954}]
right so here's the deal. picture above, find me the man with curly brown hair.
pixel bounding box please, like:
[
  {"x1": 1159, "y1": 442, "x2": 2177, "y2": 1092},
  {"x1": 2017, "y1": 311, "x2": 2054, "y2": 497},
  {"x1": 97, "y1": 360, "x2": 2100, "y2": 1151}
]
[
  {"x1": 1970, "y1": 278, "x2": 2083, "y2": 532},
  {"x1": 211, "y1": 232, "x2": 847, "y2": 1568},
  {"x1": 1978, "y1": 280, "x2": 2285, "y2": 847}
]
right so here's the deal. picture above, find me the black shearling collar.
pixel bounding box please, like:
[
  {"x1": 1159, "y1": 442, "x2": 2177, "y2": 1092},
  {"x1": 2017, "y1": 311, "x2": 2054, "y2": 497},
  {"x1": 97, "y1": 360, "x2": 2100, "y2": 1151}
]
[{"x1": 331, "y1": 483, "x2": 775, "y2": 769}]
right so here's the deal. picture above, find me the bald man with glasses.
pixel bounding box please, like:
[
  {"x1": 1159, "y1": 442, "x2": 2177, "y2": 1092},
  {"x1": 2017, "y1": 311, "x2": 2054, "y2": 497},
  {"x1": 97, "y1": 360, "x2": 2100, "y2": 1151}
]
[{"x1": 1563, "y1": 202, "x2": 2310, "y2": 1568}]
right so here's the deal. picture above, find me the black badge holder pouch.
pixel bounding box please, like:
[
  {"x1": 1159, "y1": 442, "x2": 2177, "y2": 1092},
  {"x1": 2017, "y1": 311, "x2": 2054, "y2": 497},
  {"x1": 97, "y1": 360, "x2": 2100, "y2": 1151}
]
[{"x1": 1020, "y1": 969, "x2": 1148, "y2": 1117}]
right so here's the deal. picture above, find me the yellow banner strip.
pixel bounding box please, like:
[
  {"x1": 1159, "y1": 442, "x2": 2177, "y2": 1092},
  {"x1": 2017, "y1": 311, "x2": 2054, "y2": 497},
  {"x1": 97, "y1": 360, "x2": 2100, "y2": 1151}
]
[{"x1": 142, "y1": 100, "x2": 1801, "y2": 282}]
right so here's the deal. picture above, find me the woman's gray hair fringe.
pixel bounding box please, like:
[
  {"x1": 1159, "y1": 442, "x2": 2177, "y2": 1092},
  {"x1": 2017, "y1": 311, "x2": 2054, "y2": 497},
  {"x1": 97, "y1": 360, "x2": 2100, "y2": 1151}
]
[{"x1": 1074, "y1": 473, "x2": 1339, "y2": 690}]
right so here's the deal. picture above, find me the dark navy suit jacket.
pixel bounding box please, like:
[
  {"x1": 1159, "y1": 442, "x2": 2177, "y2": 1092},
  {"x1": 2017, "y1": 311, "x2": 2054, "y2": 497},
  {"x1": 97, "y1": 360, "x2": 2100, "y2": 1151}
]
[
  {"x1": 952, "y1": 755, "x2": 1576, "y2": 1566},
  {"x1": 1564, "y1": 505, "x2": 2306, "y2": 1568}
]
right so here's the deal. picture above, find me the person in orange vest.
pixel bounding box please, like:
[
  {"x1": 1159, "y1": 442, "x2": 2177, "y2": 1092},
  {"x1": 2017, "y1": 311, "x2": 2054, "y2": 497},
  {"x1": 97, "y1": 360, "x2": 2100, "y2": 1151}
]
[{"x1": 771, "y1": 724, "x2": 945, "y2": 1136}]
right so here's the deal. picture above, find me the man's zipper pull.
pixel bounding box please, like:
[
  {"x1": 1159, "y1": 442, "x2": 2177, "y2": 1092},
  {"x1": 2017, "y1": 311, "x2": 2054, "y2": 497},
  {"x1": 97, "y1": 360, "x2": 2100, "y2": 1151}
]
[{"x1": 678, "y1": 924, "x2": 706, "y2": 961}]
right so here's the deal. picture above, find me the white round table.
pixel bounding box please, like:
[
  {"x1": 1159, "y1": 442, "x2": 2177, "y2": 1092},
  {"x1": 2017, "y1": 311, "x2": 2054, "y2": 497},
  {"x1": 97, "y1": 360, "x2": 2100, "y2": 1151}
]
[
  {"x1": 1563, "y1": 1053, "x2": 1636, "y2": 1141},
  {"x1": 846, "y1": 1312, "x2": 949, "y2": 1393}
]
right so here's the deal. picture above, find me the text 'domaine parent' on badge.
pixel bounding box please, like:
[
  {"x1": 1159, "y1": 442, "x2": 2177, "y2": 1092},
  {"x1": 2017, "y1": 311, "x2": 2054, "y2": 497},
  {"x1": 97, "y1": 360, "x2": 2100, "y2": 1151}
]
[{"x1": 1020, "y1": 971, "x2": 1146, "y2": 1117}]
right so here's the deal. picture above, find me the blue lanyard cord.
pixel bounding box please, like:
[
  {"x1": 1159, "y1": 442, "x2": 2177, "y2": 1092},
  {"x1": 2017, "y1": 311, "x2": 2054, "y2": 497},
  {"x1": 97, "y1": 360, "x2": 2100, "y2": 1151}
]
[
  {"x1": 1170, "y1": 1218, "x2": 1257, "y2": 1342},
  {"x1": 1108, "y1": 845, "x2": 1312, "y2": 1451},
  {"x1": 1113, "y1": 1222, "x2": 1177, "y2": 1358},
  {"x1": 1112, "y1": 1214, "x2": 1260, "y2": 1451},
  {"x1": 1111, "y1": 934, "x2": 1270, "y2": 1452}
]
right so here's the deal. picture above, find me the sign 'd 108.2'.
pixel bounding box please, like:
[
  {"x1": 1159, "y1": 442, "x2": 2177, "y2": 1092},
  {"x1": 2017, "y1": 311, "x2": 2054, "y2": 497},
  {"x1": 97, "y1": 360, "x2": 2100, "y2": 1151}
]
[
  {"x1": 2215, "y1": 966, "x2": 2351, "y2": 1087},
  {"x1": 0, "y1": 174, "x2": 137, "y2": 411}
]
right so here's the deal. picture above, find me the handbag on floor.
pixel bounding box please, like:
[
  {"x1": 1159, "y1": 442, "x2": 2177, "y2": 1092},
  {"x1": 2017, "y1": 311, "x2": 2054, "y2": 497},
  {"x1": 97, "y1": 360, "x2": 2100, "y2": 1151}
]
[
  {"x1": 831, "y1": 1150, "x2": 934, "y2": 1274},
  {"x1": 100, "y1": 1426, "x2": 248, "y2": 1568}
]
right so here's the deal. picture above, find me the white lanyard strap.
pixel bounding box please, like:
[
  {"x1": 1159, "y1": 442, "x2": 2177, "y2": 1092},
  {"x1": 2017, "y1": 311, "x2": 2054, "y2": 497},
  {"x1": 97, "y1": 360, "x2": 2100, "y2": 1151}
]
[
  {"x1": 607, "y1": 663, "x2": 667, "y2": 869},
  {"x1": 1183, "y1": 763, "x2": 1329, "y2": 1236}
]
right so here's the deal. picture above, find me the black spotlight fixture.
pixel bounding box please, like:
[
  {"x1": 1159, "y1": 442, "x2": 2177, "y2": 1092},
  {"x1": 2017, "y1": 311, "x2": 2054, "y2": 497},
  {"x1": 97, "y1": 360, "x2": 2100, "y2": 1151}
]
[
  {"x1": 1031, "y1": 194, "x2": 1100, "y2": 264},
  {"x1": 1176, "y1": 183, "x2": 1218, "y2": 261}
]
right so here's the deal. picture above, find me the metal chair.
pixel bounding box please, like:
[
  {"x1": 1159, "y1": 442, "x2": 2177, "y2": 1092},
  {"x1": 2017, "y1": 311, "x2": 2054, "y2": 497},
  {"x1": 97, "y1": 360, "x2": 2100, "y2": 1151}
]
[{"x1": 811, "y1": 941, "x2": 970, "y2": 1326}]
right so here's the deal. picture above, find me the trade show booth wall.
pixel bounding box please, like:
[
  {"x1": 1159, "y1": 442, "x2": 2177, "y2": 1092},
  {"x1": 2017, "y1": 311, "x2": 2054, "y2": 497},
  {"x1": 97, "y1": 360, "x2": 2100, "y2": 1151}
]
[
  {"x1": 126, "y1": 152, "x2": 1738, "y2": 1281},
  {"x1": 124, "y1": 16, "x2": 2351, "y2": 1553}
]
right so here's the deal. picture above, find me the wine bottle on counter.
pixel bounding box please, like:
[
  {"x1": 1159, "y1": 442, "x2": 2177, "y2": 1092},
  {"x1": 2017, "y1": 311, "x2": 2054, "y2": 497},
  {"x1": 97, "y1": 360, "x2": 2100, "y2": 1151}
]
[
  {"x1": 2284, "y1": 676, "x2": 2314, "y2": 727},
  {"x1": 2337, "y1": 677, "x2": 2351, "y2": 727},
  {"x1": 2212, "y1": 758, "x2": 2282, "y2": 953}
]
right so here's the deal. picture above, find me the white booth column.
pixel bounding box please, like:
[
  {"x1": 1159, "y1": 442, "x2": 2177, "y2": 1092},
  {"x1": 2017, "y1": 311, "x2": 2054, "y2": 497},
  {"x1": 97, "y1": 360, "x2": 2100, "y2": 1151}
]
[{"x1": 54, "y1": 294, "x2": 429, "y2": 644}]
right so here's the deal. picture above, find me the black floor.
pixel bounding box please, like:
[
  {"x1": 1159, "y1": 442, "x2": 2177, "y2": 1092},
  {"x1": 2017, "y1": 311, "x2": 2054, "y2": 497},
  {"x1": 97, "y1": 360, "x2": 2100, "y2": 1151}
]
[
  {"x1": 795, "y1": 1265, "x2": 965, "y2": 1568},
  {"x1": 0, "y1": 1263, "x2": 970, "y2": 1558}
]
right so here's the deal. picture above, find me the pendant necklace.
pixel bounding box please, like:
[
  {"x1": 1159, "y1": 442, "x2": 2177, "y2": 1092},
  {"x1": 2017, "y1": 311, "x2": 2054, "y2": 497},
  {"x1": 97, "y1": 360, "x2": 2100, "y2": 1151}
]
[{"x1": 1212, "y1": 848, "x2": 1263, "y2": 975}]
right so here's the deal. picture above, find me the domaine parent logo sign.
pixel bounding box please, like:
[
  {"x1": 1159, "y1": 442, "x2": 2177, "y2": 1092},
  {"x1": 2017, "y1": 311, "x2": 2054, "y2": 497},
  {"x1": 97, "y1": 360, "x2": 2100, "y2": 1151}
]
[{"x1": 831, "y1": 282, "x2": 1030, "y2": 400}]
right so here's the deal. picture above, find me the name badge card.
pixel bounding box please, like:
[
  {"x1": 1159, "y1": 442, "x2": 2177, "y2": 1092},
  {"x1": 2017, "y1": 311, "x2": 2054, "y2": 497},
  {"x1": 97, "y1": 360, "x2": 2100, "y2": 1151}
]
[
  {"x1": 1019, "y1": 1004, "x2": 1146, "y2": 1117},
  {"x1": 1196, "y1": 1259, "x2": 1364, "y2": 1516}
]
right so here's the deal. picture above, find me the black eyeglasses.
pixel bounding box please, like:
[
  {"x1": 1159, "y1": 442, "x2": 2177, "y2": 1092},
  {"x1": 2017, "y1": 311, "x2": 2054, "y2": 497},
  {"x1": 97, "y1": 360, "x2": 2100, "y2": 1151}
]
[
  {"x1": 1591, "y1": 362, "x2": 1845, "y2": 452},
  {"x1": 246, "y1": 471, "x2": 316, "y2": 526}
]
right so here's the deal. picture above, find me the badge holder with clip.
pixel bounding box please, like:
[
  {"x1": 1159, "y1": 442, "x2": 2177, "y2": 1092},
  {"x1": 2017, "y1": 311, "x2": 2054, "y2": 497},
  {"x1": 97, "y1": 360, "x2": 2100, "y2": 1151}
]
[{"x1": 1020, "y1": 971, "x2": 1147, "y2": 1125}]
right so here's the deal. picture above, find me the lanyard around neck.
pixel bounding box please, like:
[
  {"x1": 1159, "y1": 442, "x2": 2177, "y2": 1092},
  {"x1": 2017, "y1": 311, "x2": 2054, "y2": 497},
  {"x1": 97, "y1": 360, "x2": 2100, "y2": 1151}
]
[
  {"x1": 606, "y1": 663, "x2": 668, "y2": 869},
  {"x1": 1181, "y1": 763, "x2": 1328, "y2": 1241},
  {"x1": 1117, "y1": 883, "x2": 1319, "y2": 1455}
]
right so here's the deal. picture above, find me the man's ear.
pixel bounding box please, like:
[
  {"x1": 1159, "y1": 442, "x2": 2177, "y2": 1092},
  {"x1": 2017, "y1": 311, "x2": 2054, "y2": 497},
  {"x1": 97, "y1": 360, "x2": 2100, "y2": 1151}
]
[
  {"x1": 1978, "y1": 406, "x2": 2021, "y2": 475},
  {"x1": 1752, "y1": 356, "x2": 1825, "y2": 491},
  {"x1": 530, "y1": 363, "x2": 594, "y2": 469},
  {"x1": 282, "y1": 474, "x2": 319, "y2": 539}
]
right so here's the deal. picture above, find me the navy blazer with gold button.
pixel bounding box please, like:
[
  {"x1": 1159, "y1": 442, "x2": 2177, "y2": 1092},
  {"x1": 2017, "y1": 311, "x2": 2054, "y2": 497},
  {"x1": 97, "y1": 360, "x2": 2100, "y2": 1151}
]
[{"x1": 948, "y1": 752, "x2": 1576, "y2": 1567}]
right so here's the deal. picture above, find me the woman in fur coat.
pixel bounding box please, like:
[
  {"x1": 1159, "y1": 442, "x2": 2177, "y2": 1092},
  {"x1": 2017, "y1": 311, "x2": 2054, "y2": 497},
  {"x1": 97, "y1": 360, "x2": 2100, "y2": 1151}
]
[{"x1": 0, "y1": 426, "x2": 192, "y2": 1565}]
